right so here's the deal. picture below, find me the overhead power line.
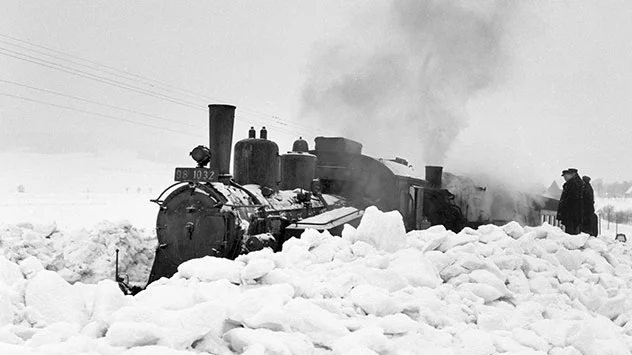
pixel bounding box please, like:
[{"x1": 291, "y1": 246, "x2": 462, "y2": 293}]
[
  {"x1": 0, "y1": 47, "x2": 203, "y2": 110},
  {"x1": 0, "y1": 80, "x2": 303, "y2": 138},
  {"x1": 0, "y1": 48, "x2": 306, "y2": 136},
  {"x1": 0, "y1": 91, "x2": 203, "y2": 137},
  {"x1": 0, "y1": 33, "x2": 230, "y2": 106},
  {"x1": 0, "y1": 78, "x2": 205, "y2": 129},
  {"x1": 0, "y1": 35, "x2": 208, "y2": 103},
  {"x1": 0, "y1": 32, "x2": 324, "y2": 135}
]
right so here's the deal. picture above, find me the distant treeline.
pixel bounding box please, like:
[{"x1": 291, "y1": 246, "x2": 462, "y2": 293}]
[
  {"x1": 591, "y1": 179, "x2": 632, "y2": 198},
  {"x1": 599, "y1": 205, "x2": 632, "y2": 224}
]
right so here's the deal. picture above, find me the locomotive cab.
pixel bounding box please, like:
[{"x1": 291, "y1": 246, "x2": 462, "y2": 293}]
[{"x1": 311, "y1": 137, "x2": 465, "y2": 232}]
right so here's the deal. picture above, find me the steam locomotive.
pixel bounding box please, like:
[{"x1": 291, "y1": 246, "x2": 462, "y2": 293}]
[
  {"x1": 132, "y1": 104, "x2": 555, "y2": 291},
  {"x1": 137, "y1": 104, "x2": 466, "y2": 286}
]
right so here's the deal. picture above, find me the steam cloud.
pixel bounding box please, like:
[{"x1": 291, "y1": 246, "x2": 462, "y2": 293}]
[{"x1": 301, "y1": 0, "x2": 514, "y2": 165}]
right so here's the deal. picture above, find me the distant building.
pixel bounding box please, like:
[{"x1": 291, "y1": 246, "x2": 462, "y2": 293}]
[
  {"x1": 544, "y1": 181, "x2": 562, "y2": 200},
  {"x1": 539, "y1": 181, "x2": 562, "y2": 228}
]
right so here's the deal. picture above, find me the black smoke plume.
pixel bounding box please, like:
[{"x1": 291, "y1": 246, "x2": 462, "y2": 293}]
[{"x1": 301, "y1": 0, "x2": 514, "y2": 166}]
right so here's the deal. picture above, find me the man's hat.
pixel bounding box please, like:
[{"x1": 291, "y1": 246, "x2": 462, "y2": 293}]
[
  {"x1": 567, "y1": 168, "x2": 578, "y2": 174},
  {"x1": 561, "y1": 169, "x2": 570, "y2": 176}
]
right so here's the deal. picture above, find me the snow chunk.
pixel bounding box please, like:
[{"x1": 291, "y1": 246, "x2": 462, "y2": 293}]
[
  {"x1": 332, "y1": 326, "x2": 392, "y2": 355},
  {"x1": 405, "y1": 229, "x2": 448, "y2": 252},
  {"x1": 457, "y1": 329, "x2": 495, "y2": 355},
  {"x1": 478, "y1": 224, "x2": 505, "y2": 243},
  {"x1": 388, "y1": 249, "x2": 441, "y2": 288},
  {"x1": 26, "y1": 322, "x2": 80, "y2": 347},
  {"x1": 135, "y1": 283, "x2": 197, "y2": 311},
  {"x1": 378, "y1": 313, "x2": 418, "y2": 334},
  {"x1": 355, "y1": 206, "x2": 405, "y2": 252},
  {"x1": 24, "y1": 270, "x2": 88, "y2": 326},
  {"x1": 491, "y1": 254, "x2": 524, "y2": 271},
  {"x1": 458, "y1": 282, "x2": 504, "y2": 303},
  {"x1": 566, "y1": 320, "x2": 597, "y2": 355},
  {"x1": 283, "y1": 298, "x2": 349, "y2": 348},
  {"x1": 105, "y1": 321, "x2": 162, "y2": 347},
  {"x1": 469, "y1": 269, "x2": 510, "y2": 297},
  {"x1": 0, "y1": 284, "x2": 21, "y2": 327},
  {"x1": 224, "y1": 328, "x2": 314, "y2": 355},
  {"x1": 350, "y1": 266, "x2": 409, "y2": 293},
  {"x1": 341, "y1": 223, "x2": 358, "y2": 244},
  {"x1": 348, "y1": 284, "x2": 401, "y2": 316},
  {"x1": 555, "y1": 248, "x2": 585, "y2": 271},
  {"x1": 584, "y1": 238, "x2": 608, "y2": 253},
  {"x1": 244, "y1": 306, "x2": 289, "y2": 331},
  {"x1": 350, "y1": 240, "x2": 375, "y2": 258},
  {"x1": 89, "y1": 279, "x2": 130, "y2": 323},
  {"x1": 241, "y1": 259, "x2": 275, "y2": 280},
  {"x1": 577, "y1": 283, "x2": 607, "y2": 311},
  {"x1": 176, "y1": 256, "x2": 243, "y2": 284},
  {"x1": 0, "y1": 326, "x2": 23, "y2": 345},
  {"x1": 194, "y1": 278, "x2": 241, "y2": 303},
  {"x1": 122, "y1": 346, "x2": 202, "y2": 355},
  {"x1": 512, "y1": 327, "x2": 551, "y2": 352},
  {"x1": 19, "y1": 257, "x2": 44, "y2": 279},
  {"x1": 228, "y1": 284, "x2": 294, "y2": 324},
  {"x1": 596, "y1": 295, "x2": 629, "y2": 320},
  {"x1": 560, "y1": 234, "x2": 590, "y2": 250},
  {"x1": 438, "y1": 233, "x2": 478, "y2": 252},
  {"x1": 502, "y1": 221, "x2": 525, "y2": 239},
  {"x1": 0, "y1": 257, "x2": 23, "y2": 286}
]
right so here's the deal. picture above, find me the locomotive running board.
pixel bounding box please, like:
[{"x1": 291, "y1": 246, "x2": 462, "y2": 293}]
[{"x1": 284, "y1": 206, "x2": 364, "y2": 239}]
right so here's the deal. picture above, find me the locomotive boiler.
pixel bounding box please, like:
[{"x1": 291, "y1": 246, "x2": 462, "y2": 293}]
[{"x1": 143, "y1": 104, "x2": 467, "y2": 286}]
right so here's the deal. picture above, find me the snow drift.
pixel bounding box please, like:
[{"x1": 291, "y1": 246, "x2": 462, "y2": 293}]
[
  {"x1": 0, "y1": 221, "x2": 156, "y2": 284},
  {"x1": 1, "y1": 206, "x2": 632, "y2": 354}
]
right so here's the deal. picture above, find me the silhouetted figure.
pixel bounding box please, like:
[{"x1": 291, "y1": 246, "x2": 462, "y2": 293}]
[
  {"x1": 581, "y1": 176, "x2": 598, "y2": 236},
  {"x1": 557, "y1": 168, "x2": 584, "y2": 235}
]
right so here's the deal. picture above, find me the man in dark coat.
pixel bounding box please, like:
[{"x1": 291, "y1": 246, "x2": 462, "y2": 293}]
[
  {"x1": 557, "y1": 168, "x2": 584, "y2": 235},
  {"x1": 581, "y1": 176, "x2": 598, "y2": 236}
]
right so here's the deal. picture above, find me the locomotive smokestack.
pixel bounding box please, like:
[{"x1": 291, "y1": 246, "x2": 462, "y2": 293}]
[
  {"x1": 425, "y1": 165, "x2": 443, "y2": 189},
  {"x1": 209, "y1": 104, "x2": 236, "y2": 179}
]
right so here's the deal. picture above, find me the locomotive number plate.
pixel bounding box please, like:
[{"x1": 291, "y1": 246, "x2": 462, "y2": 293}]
[{"x1": 174, "y1": 167, "x2": 217, "y2": 182}]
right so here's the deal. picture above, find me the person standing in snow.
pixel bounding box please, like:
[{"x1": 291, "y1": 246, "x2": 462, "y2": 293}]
[
  {"x1": 557, "y1": 168, "x2": 584, "y2": 235},
  {"x1": 581, "y1": 176, "x2": 598, "y2": 236}
]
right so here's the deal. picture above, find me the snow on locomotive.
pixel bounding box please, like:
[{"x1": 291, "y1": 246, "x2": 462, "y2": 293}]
[{"x1": 144, "y1": 104, "x2": 466, "y2": 285}]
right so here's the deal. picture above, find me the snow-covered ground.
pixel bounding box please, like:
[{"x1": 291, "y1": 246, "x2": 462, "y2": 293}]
[
  {"x1": 0, "y1": 192, "x2": 158, "y2": 230},
  {"x1": 0, "y1": 192, "x2": 158, "y2": 285},
  {"x1": 596, "y1": 198, "x2": 632, "y2": 213},
  {"x1": 594, "y1": 198, "x2": 632, "y2": 239},
  {"x1": 0, "y1": 221, "x2": 155, "y2": 285},
  {"x1": 599, "y1": 216, "x2": 632, "y2": 240},
  {"x1": 2, "y1": 195, "x2": 632, "y2": 354}
]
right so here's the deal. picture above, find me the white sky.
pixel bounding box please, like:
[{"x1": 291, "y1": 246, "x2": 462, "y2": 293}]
[{"x1": 1, "y1": 0, "x2": 632, "y2": 193}]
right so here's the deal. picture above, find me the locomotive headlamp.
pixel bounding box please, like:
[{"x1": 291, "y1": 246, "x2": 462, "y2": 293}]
[{"x1": 189, "y1": 145, "x2": 212, "y2": 167}]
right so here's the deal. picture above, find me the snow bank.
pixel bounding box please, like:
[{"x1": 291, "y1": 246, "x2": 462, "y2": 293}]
[
  {"x1": 2, "y1": 206, "x2": 632, "y2": 354},
  {"x1": 0, "y1": 221, "x2": 156, "y2": 284}
]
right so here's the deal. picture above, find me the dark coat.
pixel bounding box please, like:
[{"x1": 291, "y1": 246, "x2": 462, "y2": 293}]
[
  {"x1": 582, "y1": 182, "x2": 595, "y2": 215},
  {"x1": 557, "y1": 175, "x2": 584, "y2": 231},
  {"x1": 581, "y1": 181, "x2": 597, "y2": 235}
]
